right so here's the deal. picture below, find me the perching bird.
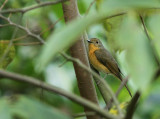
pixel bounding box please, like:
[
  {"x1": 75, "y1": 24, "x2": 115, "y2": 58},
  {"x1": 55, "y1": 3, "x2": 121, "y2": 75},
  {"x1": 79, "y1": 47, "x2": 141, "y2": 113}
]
[{"x1": 88, "y1": 38, "x2": 132, "y2": 97}]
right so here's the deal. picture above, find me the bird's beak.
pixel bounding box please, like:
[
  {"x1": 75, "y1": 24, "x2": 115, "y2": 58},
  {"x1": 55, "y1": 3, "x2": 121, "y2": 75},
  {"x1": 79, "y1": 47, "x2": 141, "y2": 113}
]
[{"x1": 87, "y1": 40, "x2": 92, "y2": 43}]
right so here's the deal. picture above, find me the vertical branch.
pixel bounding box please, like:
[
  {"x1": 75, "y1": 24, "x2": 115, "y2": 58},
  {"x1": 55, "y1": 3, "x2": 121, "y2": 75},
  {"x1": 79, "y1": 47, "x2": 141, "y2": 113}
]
[
  {"x1": 62, "y1": 1, "x2": 100, "y2": 119},
  {"x1": 91, "y1": 66, "x2": 111, "y2": 107},
  {"x1": 125, "y1": 92, "x2": 140, "y2": 119}
]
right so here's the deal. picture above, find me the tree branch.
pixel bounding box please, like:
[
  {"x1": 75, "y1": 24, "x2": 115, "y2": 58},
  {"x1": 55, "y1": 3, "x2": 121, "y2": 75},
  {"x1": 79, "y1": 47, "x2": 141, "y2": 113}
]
[
  {"x1": 153, "y1": 67, "x2": 160, "y2": 81},
  {"x1": 0, "y1": 0, "x2": 68, "y2": 14},
  {"x1": 62, "y1": 1, "x2": 100, "y2": 119},
  {"x1": 0, "y1": 69, "x2": 119, "y2": 119},
  {"x1": 125, "y1": 92, "x2": 140, "y2": 119}
]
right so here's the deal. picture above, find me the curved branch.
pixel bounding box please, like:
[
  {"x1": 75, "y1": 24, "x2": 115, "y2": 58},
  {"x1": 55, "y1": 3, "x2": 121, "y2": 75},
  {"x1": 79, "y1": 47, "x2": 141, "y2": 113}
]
[
  {"x1": 0, "y1": 69, "x2": 119, "y2": 119},
  {"x1": 125, "y1": 92, "x2": 140, "y2": 119}
]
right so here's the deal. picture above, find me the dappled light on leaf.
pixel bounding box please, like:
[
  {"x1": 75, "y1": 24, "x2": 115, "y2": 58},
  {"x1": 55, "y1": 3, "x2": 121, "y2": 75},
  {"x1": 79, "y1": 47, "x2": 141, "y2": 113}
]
[{"x1": 0, "y1": 40, "x2": 15, "y2": 69}]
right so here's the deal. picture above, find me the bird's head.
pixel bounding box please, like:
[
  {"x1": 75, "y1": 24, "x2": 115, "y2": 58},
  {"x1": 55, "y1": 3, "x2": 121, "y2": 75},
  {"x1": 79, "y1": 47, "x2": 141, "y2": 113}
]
[{"x1": 87, "y1": 38, "x2": 104, "y2": 49}]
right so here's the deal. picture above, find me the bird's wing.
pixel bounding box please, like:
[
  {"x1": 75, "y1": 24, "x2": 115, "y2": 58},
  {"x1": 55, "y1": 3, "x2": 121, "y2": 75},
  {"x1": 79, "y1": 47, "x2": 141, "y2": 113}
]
[
  {"x1": 95, "y1": 49, "x2": 133, "y2": 97},
  {"x1": 94, "y1": 48, "x2": 122, "y2": 80}
]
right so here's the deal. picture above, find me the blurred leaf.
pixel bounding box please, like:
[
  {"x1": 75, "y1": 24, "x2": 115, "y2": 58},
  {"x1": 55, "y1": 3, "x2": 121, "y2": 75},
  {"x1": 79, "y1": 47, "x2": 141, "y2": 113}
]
[
  {"x1": 135, "y1": 80, "x2": 160, "y2": 119},
  {"x1": 0, "y1": 40, "x2": 15, "y2": 69},
  {"x1": 96, "y1": 0, "x2": 103, "y2": 10},
  {"x1": 96, "y1": 0, "x2": 125, "y2": 51},
  {"x1": 116, "y1": 13, "x2": 156, "y2": 91},
  {"x1": 50, "y1": 3, "x2": 64, "y2": 19},
  {"x1": 38, "y1": 0, "x2": 160, "y2": 71},
  {"x1": 37, "y1": 12, "x2": 105, "y2": 71},
  {"x1": 148, "y1": 14, "x2": 160, "y2": 60},
  {"x1": 104, "y1": 14, "x2": 125, "y2": 51},
  {"x1": 0, "y1": 95, "x2": 71, "y2": 119},
  {"x1": 0, "y1": 98, "x2": 12, "y2": 119}
]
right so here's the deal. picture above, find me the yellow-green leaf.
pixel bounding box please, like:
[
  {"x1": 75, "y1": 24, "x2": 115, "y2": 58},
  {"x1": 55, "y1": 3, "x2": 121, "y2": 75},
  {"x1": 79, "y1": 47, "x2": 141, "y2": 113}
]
[{"x1": 0, "y1": 40, "x2": 15, "y2": 69}]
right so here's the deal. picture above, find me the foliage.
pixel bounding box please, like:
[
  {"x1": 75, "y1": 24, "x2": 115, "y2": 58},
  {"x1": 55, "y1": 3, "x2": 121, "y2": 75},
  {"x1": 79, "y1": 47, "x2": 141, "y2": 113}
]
[
  {"x1": 0, "y1": 0, "x2": 160, "y2": 119},
  {"x1": 0, "y1": 95, "x2": 71, "y2": 119}
]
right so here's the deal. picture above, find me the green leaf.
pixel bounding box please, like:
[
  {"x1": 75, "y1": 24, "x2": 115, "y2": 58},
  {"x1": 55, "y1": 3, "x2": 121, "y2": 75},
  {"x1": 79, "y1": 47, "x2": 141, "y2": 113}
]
[
  {"x1": 0, "y1": 40, "x2": 15, "y2": 69},
  {"x1": 148, "y1": 14, "x2": 160, "y2": 61},
  {"x1": 38, "y1": 0, "x2": 160, "y2": 71},
  {"x1": 0, "y1": 95, "x2": 71, "y2": 119}
]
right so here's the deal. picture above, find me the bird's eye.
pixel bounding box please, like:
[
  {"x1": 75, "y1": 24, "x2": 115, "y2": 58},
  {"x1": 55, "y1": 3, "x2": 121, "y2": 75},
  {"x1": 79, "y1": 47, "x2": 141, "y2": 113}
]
[{"x1": 96, "y1": 41, "x2": 98, "y2": 44}]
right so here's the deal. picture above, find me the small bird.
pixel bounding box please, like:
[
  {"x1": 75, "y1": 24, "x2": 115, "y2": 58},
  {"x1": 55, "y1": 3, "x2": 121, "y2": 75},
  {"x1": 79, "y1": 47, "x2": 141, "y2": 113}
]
[{"x1": 88, "y1": 38, "x2": 132, "y2": 97}]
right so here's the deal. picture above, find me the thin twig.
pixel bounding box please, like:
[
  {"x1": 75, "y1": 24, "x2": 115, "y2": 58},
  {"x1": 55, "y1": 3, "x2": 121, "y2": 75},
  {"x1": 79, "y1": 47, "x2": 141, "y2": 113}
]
[
  {"x1": 60, "y1": 52, "x2": 124, "y2": 118},
  {"x1": 105, "y1": 12, "x2": 126, "y2": 20},
  {"x1": 13, "y1": 42, "x2": 42, "y2": 46},
  {"x1": 40, "y1": 16, "x2": 64, "y2": 35},
  {"x1": 0, "y1": 69, "x2": 118, "y2": 119},
  {"x1": 0, "y1": 14, "x2": 45, "y2": 44},
  {"x1": 115, "y1": 77, "x2": 129, "y2": 97},
  {"x1": 139, "y1": 15, "x2": 160, "y2": 66},
  {"x1": 72, "y1": 112, "x2": 96, "y2": 118},
  {"x1": 125, "y1": 92, "x2": 140, "y2": 119},
  {"x1": 12, "y1": 35, "x2": 28, "y2": 42},
  {"x1": 0, "y1": 23, "x2": 10, "y2": 27},
  {"x1": 0, "y1": 0, "x2": 8, "y2": 10},
  {"x1": 85, "y1": 0, "x2": 96, "y2": 15},
  {"x1": 59, "y1": 59, "x2": 68, "y2": 67},
  {"x1": 0, "y1": 0, "x2": 68, "y2": 14},
  {"x1": 0, "y1": 40, "x2": 10, "y2": 43},
  {"x1": 106, "y1": 76, "x2": 129, "y2": 110}
]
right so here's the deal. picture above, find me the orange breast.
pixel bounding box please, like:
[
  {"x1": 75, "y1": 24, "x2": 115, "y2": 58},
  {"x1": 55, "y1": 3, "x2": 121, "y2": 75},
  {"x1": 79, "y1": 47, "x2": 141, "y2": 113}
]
[{"x1": 89, "y1": 44, "x2": 110, "y2": 74}]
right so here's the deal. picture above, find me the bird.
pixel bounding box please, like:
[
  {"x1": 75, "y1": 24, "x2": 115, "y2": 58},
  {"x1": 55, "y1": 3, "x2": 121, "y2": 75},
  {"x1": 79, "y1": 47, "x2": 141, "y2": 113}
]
[{"x1": 88, "y1": 38, "x2": 132, "y2": 97}]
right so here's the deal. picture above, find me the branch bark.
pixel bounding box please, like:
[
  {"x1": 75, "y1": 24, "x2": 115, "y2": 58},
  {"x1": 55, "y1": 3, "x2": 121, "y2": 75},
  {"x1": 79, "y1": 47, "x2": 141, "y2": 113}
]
[{"x1": 62, "y1": 1, "x2": 100, "y2": 119}]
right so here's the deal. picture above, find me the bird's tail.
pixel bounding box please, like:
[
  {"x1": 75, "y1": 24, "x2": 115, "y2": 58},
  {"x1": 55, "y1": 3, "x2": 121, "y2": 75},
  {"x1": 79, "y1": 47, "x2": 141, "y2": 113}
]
[{"x1": 118, "y1": 74, "x2": 132, "y2": 97}]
